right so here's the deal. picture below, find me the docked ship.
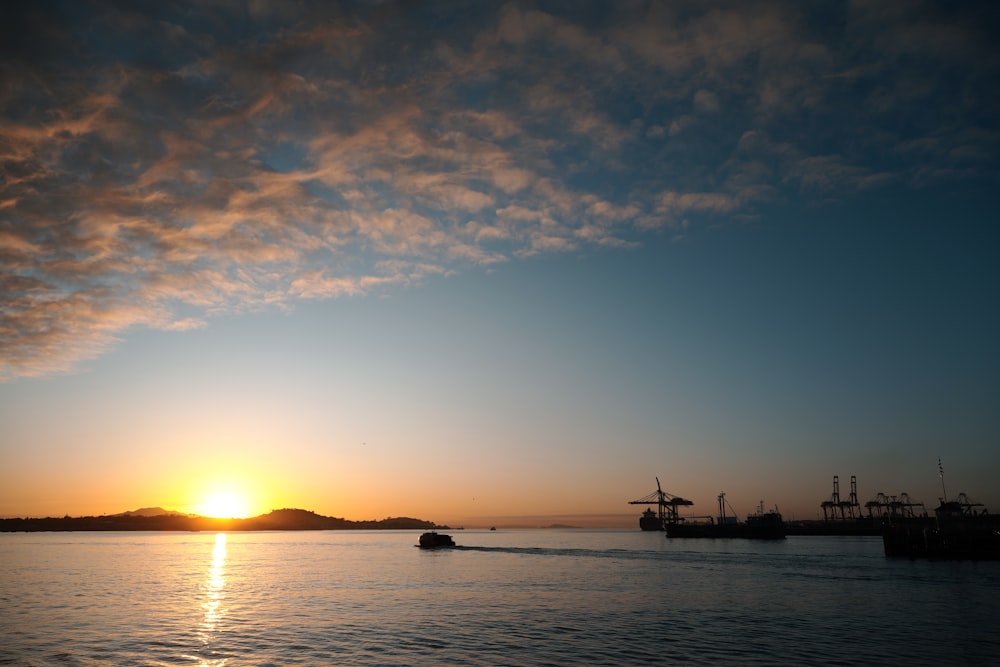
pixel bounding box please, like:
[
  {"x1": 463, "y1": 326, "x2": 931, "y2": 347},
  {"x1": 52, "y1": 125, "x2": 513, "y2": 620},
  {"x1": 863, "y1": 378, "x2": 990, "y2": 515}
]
[
  {"x1": 630, "y1": 480, "x2": 784, "y2": 539},
  {"x1": 638, "y1": 508, "x2": 660, "y2": 531},
  {"x1": 882, "y1": 493, "x2": 1000, "y2": 560},
  {"x1": 665, "y1": 494, "x2": 786, "y2": 540}
]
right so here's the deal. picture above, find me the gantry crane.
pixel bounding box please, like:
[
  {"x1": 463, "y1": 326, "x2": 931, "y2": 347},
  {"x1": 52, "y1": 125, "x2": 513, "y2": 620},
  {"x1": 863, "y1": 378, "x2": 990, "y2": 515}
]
[{"x1": 628, "y1": 477, "x2": 694, "y2": 530}]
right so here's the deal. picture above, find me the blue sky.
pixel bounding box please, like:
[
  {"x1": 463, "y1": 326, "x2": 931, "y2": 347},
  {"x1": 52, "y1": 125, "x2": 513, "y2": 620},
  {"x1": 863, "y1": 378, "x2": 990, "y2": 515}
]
[{"x1": 1, "y1": 1, "x2": 998, "y2": 523}]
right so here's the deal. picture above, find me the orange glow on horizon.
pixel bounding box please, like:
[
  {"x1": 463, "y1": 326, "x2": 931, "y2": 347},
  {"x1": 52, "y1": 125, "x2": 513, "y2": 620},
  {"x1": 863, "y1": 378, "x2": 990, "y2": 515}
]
[
  {"x1": 180, "y1": 473, "x2": 268, "y2": 518},
  {"x1": 193, "y1": 489, "x2": 253, "y2": 518}
]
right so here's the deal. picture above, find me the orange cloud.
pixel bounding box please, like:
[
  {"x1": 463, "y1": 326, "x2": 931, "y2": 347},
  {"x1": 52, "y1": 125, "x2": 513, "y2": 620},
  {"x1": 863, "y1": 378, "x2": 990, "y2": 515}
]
[{"x1": 2, "y1": 1, "x2": 994, "y2": 381}]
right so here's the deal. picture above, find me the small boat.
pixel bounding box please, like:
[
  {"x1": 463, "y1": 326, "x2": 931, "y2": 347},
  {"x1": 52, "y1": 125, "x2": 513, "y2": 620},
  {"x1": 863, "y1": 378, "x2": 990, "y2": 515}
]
[{"x1": 418, "y1": 531, "x2": 456, "y2": 548}]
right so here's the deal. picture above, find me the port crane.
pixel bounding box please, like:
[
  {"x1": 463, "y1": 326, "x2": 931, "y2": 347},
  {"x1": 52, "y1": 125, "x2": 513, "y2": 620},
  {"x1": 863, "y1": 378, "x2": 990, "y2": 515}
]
[
  {"x1": 821, "y1": 475, "x2": 865, "y2": 521},
  {"x1": 628, "y1": 477, "x2": 694, "y2": 530},
  {"x1": 864, "y1": 492, "x2": 926, "y2": 519}
]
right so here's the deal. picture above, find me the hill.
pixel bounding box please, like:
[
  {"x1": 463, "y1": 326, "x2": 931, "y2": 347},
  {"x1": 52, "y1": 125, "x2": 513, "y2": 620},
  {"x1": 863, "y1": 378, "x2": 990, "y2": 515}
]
[
  {"x1": 0, "y1": 508, "x2": 444, "y2": 532},
  {"x1": 112, "y1": 507, "x2": 189, "y2": 517}
]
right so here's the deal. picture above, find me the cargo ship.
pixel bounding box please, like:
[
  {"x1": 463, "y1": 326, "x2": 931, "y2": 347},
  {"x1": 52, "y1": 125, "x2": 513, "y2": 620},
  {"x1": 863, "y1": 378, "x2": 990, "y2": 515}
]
[
  {"x1": 638, "y1": 508, "x2": 660, "y2": 531},
  {"x1": 665, "y1": 494, "x2": 786, "y2": 540}
]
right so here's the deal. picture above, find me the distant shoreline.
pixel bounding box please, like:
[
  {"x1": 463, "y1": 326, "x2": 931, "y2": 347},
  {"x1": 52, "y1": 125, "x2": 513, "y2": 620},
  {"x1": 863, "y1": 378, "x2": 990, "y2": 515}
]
[{"x1": 0, "y1": 508, "x2": 443, "y2": 532}]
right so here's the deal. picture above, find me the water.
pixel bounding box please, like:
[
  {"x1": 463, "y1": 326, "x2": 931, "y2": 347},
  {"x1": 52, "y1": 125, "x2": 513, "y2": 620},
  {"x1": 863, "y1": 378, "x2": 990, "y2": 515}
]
[{"x1": 2, "y1": 530, "x2": 998, "y2": 666}]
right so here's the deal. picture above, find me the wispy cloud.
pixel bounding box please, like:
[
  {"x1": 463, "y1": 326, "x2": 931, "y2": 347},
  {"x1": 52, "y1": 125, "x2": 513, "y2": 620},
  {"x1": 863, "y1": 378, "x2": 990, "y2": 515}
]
[{"x1": 2, "y1": 1, "x2": 996, "y2": 380}]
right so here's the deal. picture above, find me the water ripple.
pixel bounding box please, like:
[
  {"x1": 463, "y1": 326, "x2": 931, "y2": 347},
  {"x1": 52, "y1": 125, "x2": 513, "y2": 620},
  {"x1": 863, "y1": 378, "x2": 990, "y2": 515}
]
[{"x1": 2, "y1": 532, "x2": 999, "y2": 666}]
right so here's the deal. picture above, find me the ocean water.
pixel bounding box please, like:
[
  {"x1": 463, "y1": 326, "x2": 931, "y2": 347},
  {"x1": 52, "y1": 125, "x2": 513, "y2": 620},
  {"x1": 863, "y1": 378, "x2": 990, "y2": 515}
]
[{"x1": 2, "y1": 530, "x2": 998, "y2": 666}]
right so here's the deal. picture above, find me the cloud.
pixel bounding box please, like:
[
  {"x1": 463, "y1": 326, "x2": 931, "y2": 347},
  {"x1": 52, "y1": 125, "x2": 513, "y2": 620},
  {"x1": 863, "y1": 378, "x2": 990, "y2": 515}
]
[
  {"x1": 693, "y1": 89, "x2": 721, "y2": 114},
  {"x1": 789, "y1": 156, "x2": 894, "y2": 194},
  {"x1": 1, "y1": 1, "x2": 996, "y2": 380}
]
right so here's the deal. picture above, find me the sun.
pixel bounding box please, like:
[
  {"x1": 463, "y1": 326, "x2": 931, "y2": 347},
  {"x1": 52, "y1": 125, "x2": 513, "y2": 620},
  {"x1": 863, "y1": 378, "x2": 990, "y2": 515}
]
[
  {"x1": 195, "y1": 490, "x2": 253, "y2": 519},
  {"x1": 180, "y1": 472, "x2": 275, "y2": 519}
]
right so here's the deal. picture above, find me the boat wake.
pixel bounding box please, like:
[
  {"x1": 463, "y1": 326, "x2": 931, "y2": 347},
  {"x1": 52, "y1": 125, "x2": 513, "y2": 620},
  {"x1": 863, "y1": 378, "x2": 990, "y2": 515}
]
[{"x1": 451, "y1": 545, "x2": 659, "y2": 561}]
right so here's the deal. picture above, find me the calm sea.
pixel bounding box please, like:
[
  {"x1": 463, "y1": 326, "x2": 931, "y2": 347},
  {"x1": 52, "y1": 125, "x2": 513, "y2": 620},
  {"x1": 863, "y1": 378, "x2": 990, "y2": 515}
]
[{"x1": 2, "y1": 530, "x2": 998, "y2": 666}]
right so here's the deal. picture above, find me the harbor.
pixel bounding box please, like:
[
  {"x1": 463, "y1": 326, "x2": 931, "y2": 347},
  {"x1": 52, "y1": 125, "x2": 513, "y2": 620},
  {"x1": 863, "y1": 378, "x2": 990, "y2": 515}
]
[{"x1": 630, "y1": 466, "x2": 999, "y2": 559}]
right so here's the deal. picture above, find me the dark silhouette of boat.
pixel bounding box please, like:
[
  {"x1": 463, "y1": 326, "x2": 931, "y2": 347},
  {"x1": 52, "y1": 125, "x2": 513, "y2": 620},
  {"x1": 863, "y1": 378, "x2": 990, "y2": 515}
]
[
  {"x1": 639, "y1": 508, "x2": 660, "y2": 531},
  {"x1": 882, "y1": 494, "x2": 1000, "y2": 559},
  {"x1": 881, "y1": 463, "x2": 1000, "y2": 559},
  {"x1": 418, "y1": 531, "x2": 456, "y2": 548},
  {"x1": 665, "y1": 494, "x2": 786, "y2": 540}
]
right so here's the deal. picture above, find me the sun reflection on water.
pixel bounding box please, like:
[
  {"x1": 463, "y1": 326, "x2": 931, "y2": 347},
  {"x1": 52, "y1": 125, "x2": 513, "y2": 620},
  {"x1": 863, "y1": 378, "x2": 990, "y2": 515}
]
[{"x1": 197, "y1": 533, "x2": 227, "y2": 666}]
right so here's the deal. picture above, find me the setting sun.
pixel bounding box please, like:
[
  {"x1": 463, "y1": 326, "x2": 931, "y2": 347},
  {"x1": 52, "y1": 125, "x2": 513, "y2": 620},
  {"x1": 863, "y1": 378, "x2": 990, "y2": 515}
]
[
  {"x1": 194, "y1": 490, "x2": 253, "y2": 519},
  {"x1": 176, "y1": 469, "x2": 284, "y2": 520}
]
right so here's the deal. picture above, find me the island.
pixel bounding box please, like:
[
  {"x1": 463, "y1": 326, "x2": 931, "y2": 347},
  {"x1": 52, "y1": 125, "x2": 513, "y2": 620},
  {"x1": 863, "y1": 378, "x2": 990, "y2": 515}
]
[{"x1": 0, "y1": 508, "x2": 446, "y2": 532}]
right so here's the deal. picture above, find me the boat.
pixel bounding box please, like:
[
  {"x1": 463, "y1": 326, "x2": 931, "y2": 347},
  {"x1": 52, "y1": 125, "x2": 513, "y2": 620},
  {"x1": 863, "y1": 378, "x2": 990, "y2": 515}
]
[
  {"x1": 882, "y1": 494, "x2": 1000, "y2": 560},
  {"x1": 882, "y1": 463, "x2": 1000, "y2": 559},
  {"x1": 639, "y1": 508, "x2": 660, "y2": 531},
  {"x1": 418, "y1": 531, "x2": 456, "y2": 549},
  {"x1": 740, "y1": 504, "x2": 787, "y2": 539},
  {"x1": 665, "y1": 494, "x2": 786, "y2": 540}
]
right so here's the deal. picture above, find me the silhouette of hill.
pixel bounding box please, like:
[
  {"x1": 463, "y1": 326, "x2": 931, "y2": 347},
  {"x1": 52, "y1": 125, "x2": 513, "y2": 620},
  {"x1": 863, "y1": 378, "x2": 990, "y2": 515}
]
[
  {"x1": 242, "y1": 508, "x2": 353, "y2": 530},
  {"x1": 113, "y1": 507, "x2": 188, "y2": 517},
  {"x1": 0, "y1": 508, "x2": 445, "y2": 532}
]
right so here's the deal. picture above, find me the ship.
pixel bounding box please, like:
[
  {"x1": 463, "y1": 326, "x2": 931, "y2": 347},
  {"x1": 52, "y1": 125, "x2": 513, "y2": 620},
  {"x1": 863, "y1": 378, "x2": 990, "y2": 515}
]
[
  {"x1": 882, "y1": 493, "x2": 1000, "y2": 560},
  {"x1": 639, "y1": 508, "x2": 660, "y2": 531},
  {"x1": 881, "y1": 462, "x2": 1000, "y2": 559},
  {"x1": 665, "y1": 494, "x2": 786, "y2": 540}
]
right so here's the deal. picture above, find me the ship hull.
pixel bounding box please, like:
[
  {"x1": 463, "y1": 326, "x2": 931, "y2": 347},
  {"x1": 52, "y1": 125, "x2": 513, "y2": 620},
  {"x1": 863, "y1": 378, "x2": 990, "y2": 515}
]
[{"x1": 667, "y1": 517, "x2": 785, "y2": 540}]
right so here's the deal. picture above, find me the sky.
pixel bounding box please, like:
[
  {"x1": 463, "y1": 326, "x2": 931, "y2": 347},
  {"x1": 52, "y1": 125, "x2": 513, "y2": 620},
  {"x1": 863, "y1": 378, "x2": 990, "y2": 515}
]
[{"x1": 1, "y1": 1, "x2": 998, "y2": 526}]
